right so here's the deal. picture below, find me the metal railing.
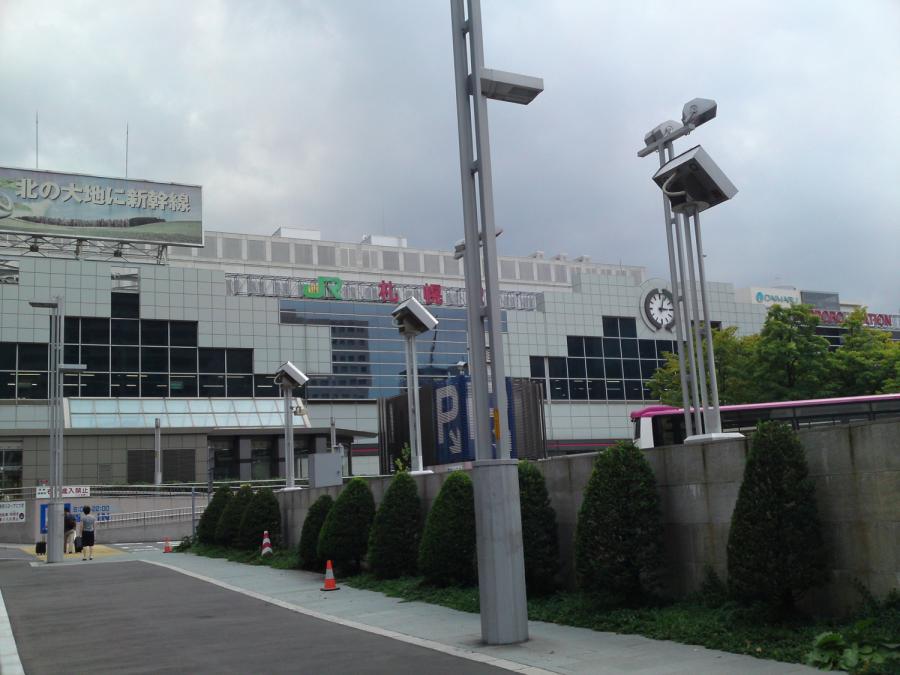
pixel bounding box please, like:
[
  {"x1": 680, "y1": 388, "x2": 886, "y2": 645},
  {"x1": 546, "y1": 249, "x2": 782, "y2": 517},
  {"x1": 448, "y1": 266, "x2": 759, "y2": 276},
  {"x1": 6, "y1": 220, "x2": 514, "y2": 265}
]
[
  {"x1": 0, "y1": 478, "x2": 306, "y2": 501},
  {"x1": 102, "y1": 506, "x2": 206, "y2": 529}
]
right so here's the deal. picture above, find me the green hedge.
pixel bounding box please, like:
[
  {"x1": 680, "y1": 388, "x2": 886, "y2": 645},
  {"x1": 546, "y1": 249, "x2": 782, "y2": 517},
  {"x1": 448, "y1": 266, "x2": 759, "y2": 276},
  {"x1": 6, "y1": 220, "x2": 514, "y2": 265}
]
[
  {"x1": 574, "y1": 441, "x2": 663, "y2": 602},
  {"x1": 197, "y1": 486, "x2": 231, "y2": 545},
  {"x1": 237, "y1": 488, "x2": 281, "y2": 551},
  {"x1": 317, "y1": 478, "x2": 375, "y2": 575},
  {"x1": 298, "y1": 494, "x2": 334, "y2": 571},
  {"x1": 368, "y1": 472, "x2": 421, "y2": 579},
  {"x1": 728, "y1": 422, "x2": 827, "y2": 611},
  {"x1": 518, "y1": 461, "x2": 560, "y2": 595},
  {"x1": 215, "y1": 485, "x2": 253, "y2": 547},
  {"x1": 418, "y1": 471, "x2": 476, "y2": 587}
]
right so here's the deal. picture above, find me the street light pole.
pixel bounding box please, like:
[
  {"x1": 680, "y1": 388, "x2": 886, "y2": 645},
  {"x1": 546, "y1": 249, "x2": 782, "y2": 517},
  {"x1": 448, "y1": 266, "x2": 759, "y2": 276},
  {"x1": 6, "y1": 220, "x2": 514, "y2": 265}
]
[{"x1": 450, "y1": 0, "x2": 542, "y2": 645}]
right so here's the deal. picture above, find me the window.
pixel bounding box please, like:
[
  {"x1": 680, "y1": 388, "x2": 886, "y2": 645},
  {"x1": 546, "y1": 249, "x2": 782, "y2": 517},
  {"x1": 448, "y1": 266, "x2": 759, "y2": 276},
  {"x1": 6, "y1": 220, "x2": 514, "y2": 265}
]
[
  {"x1": 537, "y1": 263, "x2": 551, "y2": 282},
  {"x1": 222, "y1": 238, "x2": 243, "y2": 259},
  {"x1": 294, "y1": 244, "x2": 313, "y2": 265},
  {"x1": 381, "y1": 251, "x2": 400, "y2": 271},
  {"x1": 246, "y1": 240, "x2": 266, "y2": 261},
  {"x1": 141, "y1": 347, "x2": 168, "y2": 372},
  {"x1": 170, "y1": 348, "x2": 197, "y2": 373},
  {"x1": 81, "y1": 346, "x2": 109, "y2": 371},
  {"x1": 141, "y1": 320, "x2": 168, "y2": 346},
  {"x1": 81, "y1": 318, "x2": 110, "y2": 344},
  {"x1": 529, "y1": 356, "x2": 545, "y2": 378},
  {"x1": 111, "y1": 319, "x2": 139, "y2": 345},
  {"x1": 170, "y1": 322, "x2": 197, "y2": 347},
  {"x1": 519, "y1": 262, "x2": 535, "y2": 281},
  {"x1": 163, "y1": 449, "x2": 196, "y2": 483},
  {"x1": 226, "y1": 349, "x2": 252, "y2": 374},
  {"x1": 317, "y1": 245, "x2": 336, "y2": 267},
  {"x1": 141, "y1": 373, "x2": 168, "y2": 397},
  {"x1": 403, "y1": 252, "x2": 420, "y2": 273},
  {"x1": 251, "y1": 438, "x2": 276, "y2": 480},
  {"x1": 18, "y1": 344, "x2": 47, "y2": 370},
  {"x1": 0, "y1": 441, "x2": 23, "y2": 489},
  {"x1": 500, "y1": 260, "x2": 517, "y2": 279},
  {"x1": 0, "y1": 343, "x2": 15, "y2": 370},
  {"x1": 271, "y1": 243, "x2": 291, "y2": 263},
  {"x1": 424, "y1": 254, "x2": 441, "y2": 274},
  {"x1": 111, "y1": 292, "x2": 139, "y2": 319}
]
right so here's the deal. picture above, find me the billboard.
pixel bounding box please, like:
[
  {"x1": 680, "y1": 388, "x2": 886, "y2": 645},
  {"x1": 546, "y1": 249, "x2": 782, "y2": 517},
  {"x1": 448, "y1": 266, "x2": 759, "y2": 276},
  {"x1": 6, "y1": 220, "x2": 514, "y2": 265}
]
[{"x1": 0, "y1": 166, "x2": 202, "y2": 247}]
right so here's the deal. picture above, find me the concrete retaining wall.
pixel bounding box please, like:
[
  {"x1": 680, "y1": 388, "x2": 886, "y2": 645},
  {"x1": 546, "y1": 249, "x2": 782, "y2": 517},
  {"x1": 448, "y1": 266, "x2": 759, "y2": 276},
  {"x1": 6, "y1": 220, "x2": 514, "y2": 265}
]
[{"x1": 277, "y1": 419, "x2": 899, "y2": 614}]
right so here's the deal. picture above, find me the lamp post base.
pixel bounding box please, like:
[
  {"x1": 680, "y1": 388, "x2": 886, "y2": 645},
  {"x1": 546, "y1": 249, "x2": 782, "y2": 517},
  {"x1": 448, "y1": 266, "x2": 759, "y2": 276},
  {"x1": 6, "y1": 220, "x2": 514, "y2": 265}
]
[{"x1": 46, "y1": 502, "x2": 65, "y2": 564}]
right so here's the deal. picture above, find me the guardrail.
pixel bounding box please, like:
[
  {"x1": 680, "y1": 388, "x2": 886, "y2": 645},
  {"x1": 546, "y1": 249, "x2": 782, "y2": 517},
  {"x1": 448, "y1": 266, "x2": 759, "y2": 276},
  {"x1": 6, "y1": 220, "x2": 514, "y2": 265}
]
[
  {"x1": 102, "y1": 506, "x2": 206, "y2": 530},
  {"x1": 0, "y1": 478, "x2": 307, "y2": 501}
]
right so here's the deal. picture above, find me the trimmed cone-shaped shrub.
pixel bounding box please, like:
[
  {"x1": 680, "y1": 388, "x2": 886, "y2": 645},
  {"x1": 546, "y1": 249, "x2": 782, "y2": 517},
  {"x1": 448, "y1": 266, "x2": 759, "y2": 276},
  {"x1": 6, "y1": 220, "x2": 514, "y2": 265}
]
[
  {"x1": 299, "y1": 494, "x2": 334, "y2": 571},
  {"x1": 237, "y1": 488, "x2": 281, "y2": 551},
  {"x1": 518, "y1": 461, "x2": 560, "y2": 595},
  {"x1": 727, "y1": 422, "x2": 827, "y2": 611},
  {"x1": 215, "y1": 485, "x2": 253, "y2": 547},
  {"x1": 574, "y1": 441, "x2": 663, "y2": 602},
  {"x1": 368, "y1": 472, "x2": 421, "y2": 579},
  {"x1": 317, "y1": 478, "x2": 375, "y2": 575},
  {"x1": 197, "y1": 486, "x2": 231, "y2": 545},
  {"x1": 418, "y1": 471, "x2": 476, "y2": 587}
]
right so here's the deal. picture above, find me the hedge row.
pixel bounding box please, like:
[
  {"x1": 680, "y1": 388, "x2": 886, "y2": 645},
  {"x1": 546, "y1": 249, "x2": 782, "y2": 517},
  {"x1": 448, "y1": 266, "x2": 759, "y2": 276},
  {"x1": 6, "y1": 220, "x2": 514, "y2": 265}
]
[{"x1": 194, "y1": 486, "x2": 281, "y2": 551}]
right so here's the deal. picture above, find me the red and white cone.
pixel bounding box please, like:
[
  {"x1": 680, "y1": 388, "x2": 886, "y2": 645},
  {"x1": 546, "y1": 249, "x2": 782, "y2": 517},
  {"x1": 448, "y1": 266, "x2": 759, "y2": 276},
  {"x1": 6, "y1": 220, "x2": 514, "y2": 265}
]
[
  {"x1": 163, "y1": 537, "x2": 172, "y2": 553},
  {"x1": 321, "y1": 559, "x2": 340, "y2": 591},
  {"x1": 260, "y1": 531, "x2": 273, "y2": 557}
]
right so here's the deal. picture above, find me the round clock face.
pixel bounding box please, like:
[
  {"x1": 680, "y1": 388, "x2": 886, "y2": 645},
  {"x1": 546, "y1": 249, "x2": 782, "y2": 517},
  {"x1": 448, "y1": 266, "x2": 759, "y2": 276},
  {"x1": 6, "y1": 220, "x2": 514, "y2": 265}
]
[{"x1": 643, "y1": 288, "x2": 675, "y2": 331}]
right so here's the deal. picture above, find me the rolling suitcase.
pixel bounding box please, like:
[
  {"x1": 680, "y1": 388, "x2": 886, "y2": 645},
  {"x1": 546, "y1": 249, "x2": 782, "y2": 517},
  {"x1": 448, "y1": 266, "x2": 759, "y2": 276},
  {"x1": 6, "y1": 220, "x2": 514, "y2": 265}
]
[
  {"x1": 74, "y1": 536, "x2": 83, "y2": 553},
  {"x1": 35, "y1": 540, "x2": 46, "y2": 555}
]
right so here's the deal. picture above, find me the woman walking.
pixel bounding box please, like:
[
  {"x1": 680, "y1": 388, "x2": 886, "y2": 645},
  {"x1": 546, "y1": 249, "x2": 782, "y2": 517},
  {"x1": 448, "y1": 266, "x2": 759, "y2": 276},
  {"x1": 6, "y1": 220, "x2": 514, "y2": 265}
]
[{"x1": 80, "y1": 505, "x2": 96, "y2": 560}]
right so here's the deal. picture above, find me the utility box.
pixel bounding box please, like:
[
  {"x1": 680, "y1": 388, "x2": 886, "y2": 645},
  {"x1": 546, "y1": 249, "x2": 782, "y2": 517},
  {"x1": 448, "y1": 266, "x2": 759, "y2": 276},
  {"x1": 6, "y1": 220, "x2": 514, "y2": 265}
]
[{"x1": 308, "y1": 453, "x2": 342, "y2": 488}]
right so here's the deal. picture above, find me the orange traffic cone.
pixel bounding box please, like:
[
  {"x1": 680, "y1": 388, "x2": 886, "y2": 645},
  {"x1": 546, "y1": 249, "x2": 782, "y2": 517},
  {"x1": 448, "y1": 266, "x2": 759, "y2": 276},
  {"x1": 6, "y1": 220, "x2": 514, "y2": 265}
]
[
  {"x1": 321, "y1": 559, "x2": 340, "y2": 591},
  {"x1": 163, "y1": 537, "x2": 172, "y2": 553},
  {"x1": 260, "y1": 530, "x2": 273, "y2": 557}
]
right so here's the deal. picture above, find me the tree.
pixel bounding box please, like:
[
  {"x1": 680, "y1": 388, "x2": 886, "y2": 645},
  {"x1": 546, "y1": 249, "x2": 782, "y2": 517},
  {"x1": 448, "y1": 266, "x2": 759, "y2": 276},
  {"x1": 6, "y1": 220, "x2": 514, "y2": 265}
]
[
  {"x1": 367, "y1": 472, "x2": 421, "y2": 579},
  {"x1": 197, "y1": 486, "x2": 230, "y2": 545},
  {"x1": 418, "y1": 471, "x2": 477, "y2": 587},
  {"x1": 727, "y1": 422, "x2": 828, "y2": 612},
  {"x1": 832, "y1": 308, "x2": 899, "y2": 396},
  {"x1": 236, "y1": 488, "x2": 281, "y2": 551},
  {"x1": 518, "y1": 461, "x2": 560, "y2": 595},
  {"x1": 298, "y1": 495, "x2": 333, "y2": 571},
  {"x1": 317, "y1": 478, "x2": 375, "y2": 575},
  {"x1": 215, "y1": 485, "x2": 253, "y2": 547},
  {"x1": 574, "y1": 441, "x2": 663, "y2": 603}
]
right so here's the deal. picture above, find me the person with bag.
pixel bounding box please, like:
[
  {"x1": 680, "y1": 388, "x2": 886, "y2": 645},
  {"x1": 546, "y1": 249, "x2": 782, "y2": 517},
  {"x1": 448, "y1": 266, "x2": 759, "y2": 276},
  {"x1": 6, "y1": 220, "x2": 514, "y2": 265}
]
[
  {"x1": 80, "y1": 505, "x2": 96, "y2": 561},
  {"x1": 63, "y1": 506, "x2": 77, "y2": 554}
]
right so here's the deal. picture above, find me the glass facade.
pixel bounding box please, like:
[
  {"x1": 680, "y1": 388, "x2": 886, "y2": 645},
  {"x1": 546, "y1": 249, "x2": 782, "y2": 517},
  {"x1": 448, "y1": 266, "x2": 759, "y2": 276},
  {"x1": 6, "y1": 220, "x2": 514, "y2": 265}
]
[{"x1": 280, "y1": 299, "x2": 473, "y2": 399}]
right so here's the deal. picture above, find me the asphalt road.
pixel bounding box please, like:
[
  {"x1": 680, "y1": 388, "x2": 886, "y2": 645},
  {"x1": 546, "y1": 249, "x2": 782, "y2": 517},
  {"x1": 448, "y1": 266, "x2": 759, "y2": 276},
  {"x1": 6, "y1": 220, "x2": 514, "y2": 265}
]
[{"x1": 0, "y1": 559, "x2": 506, "y2": 675}]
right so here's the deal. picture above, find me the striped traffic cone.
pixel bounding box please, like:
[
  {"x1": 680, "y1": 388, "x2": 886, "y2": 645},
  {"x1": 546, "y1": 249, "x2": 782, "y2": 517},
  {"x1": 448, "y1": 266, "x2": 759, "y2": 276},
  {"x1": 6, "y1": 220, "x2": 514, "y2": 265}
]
[
  {"x1": 163, "y1": 537, "x2": 173, "y2": 553},
  {"x1": 321, "y1": 560, "x2": 340, "y2": 591},
  {"x1": 260, "y1": 531, "x2": 273, "y2": 557}
]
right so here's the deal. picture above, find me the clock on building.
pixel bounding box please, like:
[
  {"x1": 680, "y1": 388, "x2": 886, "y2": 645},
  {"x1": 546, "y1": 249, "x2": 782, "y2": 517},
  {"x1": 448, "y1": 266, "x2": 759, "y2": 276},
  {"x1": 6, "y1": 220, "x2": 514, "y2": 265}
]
[{"x1": 643, "y1": 288, "x2": 675, "y2": 331}]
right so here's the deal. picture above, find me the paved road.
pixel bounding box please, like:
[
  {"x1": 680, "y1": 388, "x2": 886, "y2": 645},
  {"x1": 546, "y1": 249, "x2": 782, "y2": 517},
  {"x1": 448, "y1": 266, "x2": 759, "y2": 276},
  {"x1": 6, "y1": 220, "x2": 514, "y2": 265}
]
[{"x1": 0, "y1": 560, "x2": 507, "y2": 675}]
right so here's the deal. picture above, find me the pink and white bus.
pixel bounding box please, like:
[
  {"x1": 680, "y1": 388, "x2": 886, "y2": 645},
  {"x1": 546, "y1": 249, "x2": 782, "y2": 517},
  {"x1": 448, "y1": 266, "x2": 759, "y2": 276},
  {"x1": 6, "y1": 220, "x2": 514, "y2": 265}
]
[{"x1": 631, "y1": 393, "x2": 900, "y2": 449}]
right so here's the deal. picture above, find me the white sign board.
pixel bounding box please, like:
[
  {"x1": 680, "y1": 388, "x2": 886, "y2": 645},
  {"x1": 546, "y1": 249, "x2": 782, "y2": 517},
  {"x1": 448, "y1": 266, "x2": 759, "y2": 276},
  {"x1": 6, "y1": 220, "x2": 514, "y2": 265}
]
[
  {"x1": 36, "y1": 486, "x2": 91, "y2": 499},
  {"x1": 0, "y1": 501, "x2": 26, "y2": 524}
]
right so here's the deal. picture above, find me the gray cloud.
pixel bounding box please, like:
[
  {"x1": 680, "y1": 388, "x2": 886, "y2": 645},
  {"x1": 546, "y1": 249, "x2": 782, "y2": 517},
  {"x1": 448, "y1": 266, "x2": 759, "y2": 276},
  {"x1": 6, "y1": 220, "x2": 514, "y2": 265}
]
[{"x1": 1, "y1": 0, "x2": 898, "y2": 310}]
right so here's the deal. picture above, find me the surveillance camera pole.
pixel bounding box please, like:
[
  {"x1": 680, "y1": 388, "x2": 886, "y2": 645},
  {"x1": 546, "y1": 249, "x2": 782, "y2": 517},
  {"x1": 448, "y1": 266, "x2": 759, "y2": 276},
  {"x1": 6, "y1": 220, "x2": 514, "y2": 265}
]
[
  {"x1": 402, "y1": 332, "x2": 424, "y2": 473},
  {"x1": 282, "y1": 380, "x2": 295, "y2": 487}
]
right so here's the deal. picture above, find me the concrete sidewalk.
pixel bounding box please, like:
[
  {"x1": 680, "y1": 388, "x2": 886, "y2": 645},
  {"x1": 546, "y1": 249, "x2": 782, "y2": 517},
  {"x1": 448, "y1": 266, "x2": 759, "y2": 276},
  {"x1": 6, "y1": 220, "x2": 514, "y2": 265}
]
[{"x1": 131, "y1": 548, "x2": 818, "y2": 675}]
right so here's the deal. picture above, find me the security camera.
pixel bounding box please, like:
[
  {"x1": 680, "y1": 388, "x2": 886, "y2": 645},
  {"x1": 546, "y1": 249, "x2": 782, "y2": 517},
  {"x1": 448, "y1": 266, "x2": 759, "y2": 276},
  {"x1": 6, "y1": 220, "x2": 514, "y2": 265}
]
[
  {"x1": 453, "y1": 239, "x2": 466, "y2": 261},
  {"x1": 274, "y1": 361, "x2": 309, "y2": 388},
  {"x1": 392, "y1": 296, "x2": 438, "y2": 336},
  {"x1": 643, "y1": 120, "x2": 682, "y2": 147},
  {"x1": 652, "y1": 144, "x2": 737, "y2": 213},
  {"x1": 681, "y1": 98, "x2": 717, "y2": 128}
]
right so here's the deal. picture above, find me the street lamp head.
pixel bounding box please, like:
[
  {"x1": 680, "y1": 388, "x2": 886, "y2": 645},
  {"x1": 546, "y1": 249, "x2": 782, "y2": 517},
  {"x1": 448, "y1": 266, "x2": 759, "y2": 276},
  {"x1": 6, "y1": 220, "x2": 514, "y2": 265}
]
[
  {"x1": 652, "y1": 144, "x2": 737, "y2": 213},
  {"x1": 681, "y1": 98, "x2": 717, "y2": 128},
  {"x1": 274, "y1": 361, "x2": 309, "y2": 388},
  {"x1": 643, "y1": 120, "x2": 683, "y2": 147},
  {"x1": 480, "y1": 69, "x2": 543, "y2": 105},
  {"x1": 392, "y1": 296, "x2": 438, "y2": 336}
]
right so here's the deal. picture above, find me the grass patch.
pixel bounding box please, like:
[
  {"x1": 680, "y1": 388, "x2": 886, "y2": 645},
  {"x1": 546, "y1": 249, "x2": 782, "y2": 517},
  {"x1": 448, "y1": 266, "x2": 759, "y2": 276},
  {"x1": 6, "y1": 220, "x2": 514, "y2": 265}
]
[
  {"x1": 179, "y1": 541, "x2": 299, "y2": 570},
  {"x1": 344, "y1": 574, "x2": 480, "y2": 614}
]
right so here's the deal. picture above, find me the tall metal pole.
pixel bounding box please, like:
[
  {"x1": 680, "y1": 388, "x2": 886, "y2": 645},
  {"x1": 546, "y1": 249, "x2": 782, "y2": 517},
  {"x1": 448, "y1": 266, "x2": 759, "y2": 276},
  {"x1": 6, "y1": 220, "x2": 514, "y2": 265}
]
[
  {"x1": 283, "y1": 383, "x2": 295, "y2": 487},
  {"x1": 682, "y1": 214, "x2": 711, "y2": 428},
  {"x1": 403, "y1": 334, "x2": 424, "y2": 473},
  {"x1": 154, "y1": 417, "x2": 162, "y2": 485},
  {"x1": 673, "y1": 217, "x2": 703, "y2": 432},
  {"x1": 46, "y1": 298, "x2": 64, "y2": 564},
  {"x1": 691, "y1": 207, "x2": 723, "y2": 433}
]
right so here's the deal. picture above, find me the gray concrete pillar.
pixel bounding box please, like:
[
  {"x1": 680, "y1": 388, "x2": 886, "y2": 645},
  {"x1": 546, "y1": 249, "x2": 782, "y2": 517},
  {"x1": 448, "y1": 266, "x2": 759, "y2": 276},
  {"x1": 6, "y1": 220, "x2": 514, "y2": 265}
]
[{"x1": 238, "y1": 437, "x2": 253, "y2": 482}]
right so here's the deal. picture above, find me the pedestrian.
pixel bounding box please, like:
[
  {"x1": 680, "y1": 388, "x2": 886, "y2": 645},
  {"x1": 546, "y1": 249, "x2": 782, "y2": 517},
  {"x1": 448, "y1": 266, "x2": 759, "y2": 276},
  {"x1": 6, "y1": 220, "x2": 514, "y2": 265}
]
[
  {"x1": 64, "y1": 505, "x2": 76, "y2": 554},
  {"x1": 80, "y1": 505, "x2": 96, "y2": 561}
]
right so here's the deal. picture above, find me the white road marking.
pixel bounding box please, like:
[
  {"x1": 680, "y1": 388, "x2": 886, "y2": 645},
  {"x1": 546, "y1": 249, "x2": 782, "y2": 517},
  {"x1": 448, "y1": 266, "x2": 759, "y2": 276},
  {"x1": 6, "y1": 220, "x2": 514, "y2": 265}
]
[{"x1": 0, "y1": 588, "x2": 25, "y2": 675}]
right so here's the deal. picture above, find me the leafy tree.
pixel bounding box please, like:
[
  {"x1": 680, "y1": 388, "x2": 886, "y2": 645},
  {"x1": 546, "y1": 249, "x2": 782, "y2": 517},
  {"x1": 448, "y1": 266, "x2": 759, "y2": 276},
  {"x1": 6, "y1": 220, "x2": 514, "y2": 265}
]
[
  {"x1": 236, "y1": 488, "x2": 281, "y2": 550},
  {"x1": 215, "y1": 485, "x2": 253, "y2": 547},
  {"x1": 317, "y1": 478, "x2": 375, "y2": 575},
  {"x1": 298, "y1": 494, "x2": 333, "y2": 571},
  {"x1": 197, "y1": 486, "x2": 231, "y2": 545},
  {"x1": 833, "y1": 308, "x2": 899, "y2": 396},
  {"x1": 518, "y1": 461, "x2": 560, "y2": 595},
  {"x1": 418, "y1": 471, "x2": 476, "y2": 587},
  {"x1": 574, "y1": 441, "x2": 663, "y2": 602},
  {"x1": 368, "y1": 472, "x2": 421, "y2": 579},
  {"x1": 727, "y1": 422, "x2": 828, "y2": 612}
]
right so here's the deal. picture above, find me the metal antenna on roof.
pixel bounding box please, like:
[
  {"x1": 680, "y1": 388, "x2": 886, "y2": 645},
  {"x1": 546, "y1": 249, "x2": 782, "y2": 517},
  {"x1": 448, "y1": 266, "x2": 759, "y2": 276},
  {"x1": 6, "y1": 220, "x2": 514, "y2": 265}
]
[{"x1": 125, "y1": 122, "x2": 129, "y2": 178}]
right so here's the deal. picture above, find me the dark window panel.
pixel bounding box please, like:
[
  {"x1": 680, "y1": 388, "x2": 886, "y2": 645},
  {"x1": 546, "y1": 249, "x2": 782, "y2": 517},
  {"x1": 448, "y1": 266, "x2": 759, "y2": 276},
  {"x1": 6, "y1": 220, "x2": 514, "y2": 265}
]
[
  {"x1": 111, "y1": 292, "x2": 140, "y2": 319},
  {"x1": 170, "y1": 348, "x2": 198, "y2": 374},
  {"x1": 602, "y1": 317, "x2": 619, "y2": 337},
  {"x1": 81, "y1": 346, "x2": 109, "y2": 371},
  {"x1": 226, "y1": 374, "x2": 253, "y2": 397},
  {"x1": 588, "y1": 379, "x2": 606, "y2": 401},
  {"x1": 586, "y1": 358, "x2": 604, "y2": 378},
  {"x1": 655, "y1": 340, "x2": 673, "y2": 357},
  {"x1": 141, "y1": 373, "x2": 168, "y2": 397},
  {"x1": 0, "y1": 344, "x2": 14, "y2": 371},
  {"x1": 63, "y1": 373, "x2": 79, "y2": 398},
  {"x1": 569, "y1": 379, "x2": 588, "y2": 400},
  {"x1": 0, "y1": 371, "x2": 14, "y2": 399},
  {"x1": 111, "y1": 373, "x2": 140, "y2": 397},
  {"x1": 111, "y1": 347, "x2": 140, "y2": 372},
  {"x1": 549, "y1": 378, "x2": 569, "y2": 400},
  {"x1": 567, "y1": 357, "x2": 586, "y2": 379},
  {"x1": 623, "y1": 359, "x2": 641, "y2": 379},
  {"x1": 605, "y1": 359, "x2": 623, "y2": 378},
  {"x1": 254, "y1": 375, "x2": 278, "y2": 397},
  {"x1": 199, "y1": 348, "x2": 226, "y2": 374},
  {"x1": 658, "y1": 359, "x2": 668, "y2": 371},
  {"x1": 619, "y1": 318, "x2": 637, "y2": 338},
  {"x1": 170, "y1": 375, "x2": 197, "y2": 397},
  {"x1": 170, "y1": 321, "x2": 198, "y2": 347},
  {"x1": 17, "y1": 372, "x2": 48, "y2": 399},
  {"x1": 621, "y1": 339, "x2": 638, "y2": 359},
  {"x1": 584, "y1": 337, "x2": 603, "y2": 358},
  {"x1": 18, "y1": 344, "x2": 47, "y2": 370},
  {"x1": 80, "y1": 373, "x2": 109, "y2": 397},
  {"x1": 199, "y1": 374, "x2": 226, "y2": 397},
  {"x1": 602, "y1": 338, "x2": 620, "y2": 358},
  {"x1": 529, "y1": 356, "x2": 545, "y2": 378},
  {"x1": 111, "y1": 319, "x2": 139, "y2": 345},
  {"x1": 64, "y1": 318, "x2": 79, "y2": 343},
  {"x1": 64, "y1": 345, "x2": 79, "y2": 365},
  {"x1": 226, "y1": 349, "x2": 253, "y2": 374},
  {"x1": 81, "y1": 318, "x2": 110, "y2": 344},
  {"x1": 141, "y1": 347, "x2": 168, "y2": 372},
  {"x1": 625, "y1": 380, "x2": 643, "y2": 400},
  {"x1": 639, "y1": 339, "x2": 657, "y2": 359},
  {"x1": 566, "y1": 336, "x2": 585, "y2": 357},
  {"x1": 606, "y1": 379, "x2": 624, "y2": 400},
  {"x1": 641, "y1": 359, "x2": 659, "y2": 380},
  {"x1": 643, "y1": 385, "x2": 654, "y2": 401},
  {"x1": 141, "y1": 320, "x2": 168, "y2": 346},
  {"x1": 547, "y1": 357, "x2": 567, "y2": 378}
]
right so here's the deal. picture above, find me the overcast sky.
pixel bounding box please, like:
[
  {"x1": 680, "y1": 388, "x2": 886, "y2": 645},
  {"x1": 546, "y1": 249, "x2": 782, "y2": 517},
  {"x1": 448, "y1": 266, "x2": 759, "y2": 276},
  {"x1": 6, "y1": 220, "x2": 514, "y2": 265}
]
[{"x1": 1, "y1": 1, "x2": 898, "y2": 311}]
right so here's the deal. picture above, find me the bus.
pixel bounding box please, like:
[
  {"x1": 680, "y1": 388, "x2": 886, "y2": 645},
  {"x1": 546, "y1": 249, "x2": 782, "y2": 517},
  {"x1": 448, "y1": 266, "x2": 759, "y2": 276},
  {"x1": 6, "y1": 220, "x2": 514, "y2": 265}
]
[{"x1": 631, "y1": 393, "x2": 900, "y2": 449}]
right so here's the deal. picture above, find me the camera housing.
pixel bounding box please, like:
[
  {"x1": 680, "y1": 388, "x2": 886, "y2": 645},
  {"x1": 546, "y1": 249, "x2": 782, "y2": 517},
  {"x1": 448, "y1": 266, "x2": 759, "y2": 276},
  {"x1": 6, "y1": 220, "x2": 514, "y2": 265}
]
[
  {"x1": 392, "y1": 296, "x2": 438, "y2": 336},
  {"x1": 652, "y1": 144, "x2": 737, "y2": 213},
  {"x1": 681, "y1": 98, "x2": 717, "y2": 127},
  {"x1": 274, "y1": 361, "x2": 309, "y2": 388},
  {"x1": 643, "y1": 119, "x2": 682, "y2": 147}
]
